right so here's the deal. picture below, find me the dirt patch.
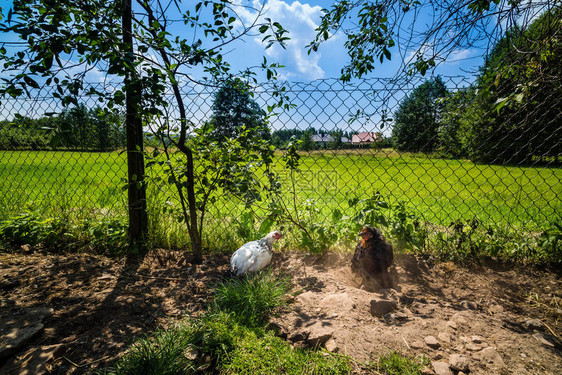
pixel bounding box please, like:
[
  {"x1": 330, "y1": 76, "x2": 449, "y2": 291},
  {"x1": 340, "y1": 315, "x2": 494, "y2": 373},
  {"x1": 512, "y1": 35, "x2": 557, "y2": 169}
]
[
  {"x1": 0, "y1": 250, "x2": 560, "y2": 374},
  {"x1": 271, "y1": 252, "x2": 562, "y2": 374}
]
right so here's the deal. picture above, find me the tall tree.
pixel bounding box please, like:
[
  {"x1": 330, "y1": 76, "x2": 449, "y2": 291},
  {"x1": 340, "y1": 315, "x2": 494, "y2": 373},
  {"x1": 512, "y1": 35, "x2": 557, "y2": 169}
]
[
  {"x1": 208, "y1": 79, "x2": 269, "y2": 143},
  {"x1": 458, "y1": 6, "x2": 562, "y2": 164},
  {"x1": 0, "y1": 0, "x2": 289, "y2": 260},
  {"x1": 392, "y1": 76, "x2": 448, "y2": 153}
]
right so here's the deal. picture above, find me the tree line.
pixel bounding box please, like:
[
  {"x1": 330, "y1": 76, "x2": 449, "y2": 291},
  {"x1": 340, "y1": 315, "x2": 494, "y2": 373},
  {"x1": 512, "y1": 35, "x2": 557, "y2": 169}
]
[
  {"x1": 0, "y1": 104, "x2": 125, "y2": 151},
  {"x1": 392, "y1": 7, "x2": 561, "y2": 165}
]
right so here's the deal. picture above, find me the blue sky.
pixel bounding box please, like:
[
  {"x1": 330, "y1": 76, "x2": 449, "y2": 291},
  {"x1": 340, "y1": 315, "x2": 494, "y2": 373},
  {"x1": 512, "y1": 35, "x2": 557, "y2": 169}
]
[
  {"x1": 0, "y1": 0, "x2": 496, "y2": 133},
  {"x1": 0, "y1": 0, "x2": 488, "y2": 83},
  {"x1": 220, "y1": 0, "x2": 487, "y2": 82}
]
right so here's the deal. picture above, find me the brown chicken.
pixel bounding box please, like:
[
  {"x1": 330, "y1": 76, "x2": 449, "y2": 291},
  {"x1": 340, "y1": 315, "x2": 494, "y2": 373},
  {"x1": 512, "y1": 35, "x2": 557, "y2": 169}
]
[{"x1": 351, "y1": 227, "x2": 394, "y2": 288}]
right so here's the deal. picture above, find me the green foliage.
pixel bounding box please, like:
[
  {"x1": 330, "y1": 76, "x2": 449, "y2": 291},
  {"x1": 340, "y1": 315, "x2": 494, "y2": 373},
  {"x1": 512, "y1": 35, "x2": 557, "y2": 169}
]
[
  {"x1": 374, "y1": 351, "x2": 429, "y2": 375},
  {"x1": 109, "y1": 323, "x2": 198, "y2": 375},
  {"x1": 82, "y1": 217, "x2": 128, "y2": 255},
  {"x1": 212, "y1": 271, "x2": 291, "y2": 328},
  {"x1": 308, "y1": 1, "x2": 395, "y2": 82},
  {"x1": 392, "y1": 76, "x2": 449, "y2": 153},
  {"x1": 222, "y1": 330, "x2": 352, "y2": 375},
  {"x1": 109, "y1": 270, "x2": 351, "y2": 375},
  {"x1": 0, "y1": 211, "x2": 68, "y2": 248},
  {"x1": 430, "y1": 219, "x2": 562, "y2": 264},
  {"x1": 451, "y1": 6, "x2": 562, "y2": 164},
  {"x1": 537, "y1": 221, "x2": 562, "y2": 264}
]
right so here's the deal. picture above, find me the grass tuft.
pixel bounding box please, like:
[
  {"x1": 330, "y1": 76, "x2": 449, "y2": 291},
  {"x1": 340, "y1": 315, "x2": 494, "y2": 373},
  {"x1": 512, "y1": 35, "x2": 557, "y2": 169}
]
[
  {"x1": 374, "y1": 351, "x2": 430, "y2": 375},
  {"x1": 107, "y1": 271, "x2": 352, "y2": 374},
  {"x1": 212, "y1": 271, "x2": 292, "y2": 327}
]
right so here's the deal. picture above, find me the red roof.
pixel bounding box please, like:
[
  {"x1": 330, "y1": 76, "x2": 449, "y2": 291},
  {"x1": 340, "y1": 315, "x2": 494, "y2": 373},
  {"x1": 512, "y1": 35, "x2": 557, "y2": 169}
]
[{"x1": 351, "y1": 132, "x2": 382, "y2": 144}]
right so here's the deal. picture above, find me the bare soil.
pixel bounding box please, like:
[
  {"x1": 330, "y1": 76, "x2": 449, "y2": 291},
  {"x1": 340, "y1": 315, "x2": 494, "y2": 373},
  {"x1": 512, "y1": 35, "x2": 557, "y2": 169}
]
[{"x1": 0, "y1": 249, "x2": 560, "y2": 374}]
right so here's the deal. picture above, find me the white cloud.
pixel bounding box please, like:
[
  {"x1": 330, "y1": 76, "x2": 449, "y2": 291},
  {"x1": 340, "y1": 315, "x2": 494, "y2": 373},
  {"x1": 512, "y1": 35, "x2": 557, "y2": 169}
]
[{"x1": 236, "y1": 0, "x2": 327, "y2": 80}]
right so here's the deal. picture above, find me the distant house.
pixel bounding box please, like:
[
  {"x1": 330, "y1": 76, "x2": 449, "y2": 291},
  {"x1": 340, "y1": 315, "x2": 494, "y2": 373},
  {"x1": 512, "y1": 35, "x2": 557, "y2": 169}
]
[
  {"x1": 311, "y1": 134, "x2": 335, "y2": 146},
  {"x1": 351, "y1": 132, "x2": 383, "y2": 146}
]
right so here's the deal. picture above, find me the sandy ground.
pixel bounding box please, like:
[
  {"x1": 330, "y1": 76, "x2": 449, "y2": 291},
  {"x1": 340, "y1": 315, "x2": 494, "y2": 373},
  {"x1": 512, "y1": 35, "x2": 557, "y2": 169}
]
[{"x1": 0, "y1": 249, "x2": 560, "y2": 374}]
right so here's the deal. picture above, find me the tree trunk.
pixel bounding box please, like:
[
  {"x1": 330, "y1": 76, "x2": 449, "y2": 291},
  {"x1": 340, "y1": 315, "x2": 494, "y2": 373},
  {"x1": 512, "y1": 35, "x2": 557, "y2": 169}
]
[{"x1": 123, "y1": 0, "x2": 148, "y2": 252}]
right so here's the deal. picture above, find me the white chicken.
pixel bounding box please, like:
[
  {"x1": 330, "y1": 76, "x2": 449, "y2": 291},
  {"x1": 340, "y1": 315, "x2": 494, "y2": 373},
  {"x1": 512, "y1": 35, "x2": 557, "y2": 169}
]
[{"x1": 230, "y1": 231, "x2": 283, "y2": 276}]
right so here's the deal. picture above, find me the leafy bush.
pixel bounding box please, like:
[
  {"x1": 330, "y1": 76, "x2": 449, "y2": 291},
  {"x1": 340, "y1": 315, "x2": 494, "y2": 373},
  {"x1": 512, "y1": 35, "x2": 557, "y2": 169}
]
[
  {"x1": 0, "y1": 211, "x2": 69, "y2": 249},
  {"x1": 82, "y1": 217, "x2": 129, "y2": 255},
  {"x1": 430, "y1": 219, "x2": 562, "y2": 265}
]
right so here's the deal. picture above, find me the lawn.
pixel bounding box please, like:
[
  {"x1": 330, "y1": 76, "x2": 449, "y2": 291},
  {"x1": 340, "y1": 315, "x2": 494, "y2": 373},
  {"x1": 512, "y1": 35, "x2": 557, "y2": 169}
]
[{"x1": 1, "y1": 149, "x2": 560, "y2": 236}]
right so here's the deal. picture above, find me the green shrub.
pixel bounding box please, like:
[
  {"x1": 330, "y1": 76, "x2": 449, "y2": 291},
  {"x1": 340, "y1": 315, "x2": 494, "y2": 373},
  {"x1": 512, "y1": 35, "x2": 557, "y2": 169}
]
[
  {"x1": 0, "y1": 211, "x2": 69, "y2": 249},
  {"x1": 82, "y1": 217, "x2": 129, "y2": 255}
]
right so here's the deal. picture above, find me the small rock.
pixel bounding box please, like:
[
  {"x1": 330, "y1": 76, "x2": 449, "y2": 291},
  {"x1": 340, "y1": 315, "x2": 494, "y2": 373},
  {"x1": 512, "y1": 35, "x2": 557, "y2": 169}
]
[
  {"x1": 524, "y1": 318, "x2": 544, "y2": 331},
  {"x1": 432, "y1": 361, "x2": 452, "y2": 375},
  {"x1": 425, "y1": 335, "x2": 441, "y2": 349},
  {"x1": 305, "y1": 321, "x2": 334, "y2": 348},
  {"x1": 411, "y1": 340, "x2": 424, "y2": 349},
  {"x1": 488, "y1": 304, "x2": 504, "y2": 314},
  {"x1": 446, "y1": 320, "x2": 457, "y2": 330},
  {"x1": 449, "y1": 354, "x2": 470, "y2": 373},
  {"x1": 19, "y1": 244, "x2": 32, "y2": 254},
  {"x1": 438, "y1": 332, "x2": 451, "y2": 344},
  {"x1": 325, "y1": 338, "x2": 338, "y2": 352},
  {"x1": 451, "y1": 313, "x2": 467, "y2": 325},
  {"x1": 532, "y1": 332, "x2": 555, "y2": 348},
  {"x1": 370, "y1": 299, "x2": 397, "y2": 318},
  {"x1": 184, "y1": 347, "x2": 198, "y2": 361},
  {"x1": 473, "y1": 347, "x2": 505, "y2": 366},
  {"x1": 471, "y1": 335, "x2": 485, "y2": 344},
  {"x1": 421, "y1": 365, "x2": 435, "y2": 375},
  {"x1": 460, "y1": 300, "x2": 478, "y2": 310},
  {"x1": 466, "y1": 343, "x2": 482, "y2": 351}
]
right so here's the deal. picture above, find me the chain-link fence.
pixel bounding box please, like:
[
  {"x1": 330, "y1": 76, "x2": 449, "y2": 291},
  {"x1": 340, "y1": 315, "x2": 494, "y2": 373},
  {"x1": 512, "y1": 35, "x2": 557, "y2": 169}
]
[{"x1": 1, "y1": 76, "x2": 560, "y2": 253}]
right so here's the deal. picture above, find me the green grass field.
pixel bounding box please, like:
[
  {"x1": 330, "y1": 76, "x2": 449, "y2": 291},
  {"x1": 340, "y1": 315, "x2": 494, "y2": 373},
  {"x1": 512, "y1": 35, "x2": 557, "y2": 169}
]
[{"x1": 1, "y1": 149, "x2": 560, "y2": 243}]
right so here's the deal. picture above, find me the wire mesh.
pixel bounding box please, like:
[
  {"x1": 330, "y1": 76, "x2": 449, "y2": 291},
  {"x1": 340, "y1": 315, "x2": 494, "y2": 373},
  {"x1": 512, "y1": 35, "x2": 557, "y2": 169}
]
[{"x1": 0, "y1": 76, "x2": 560, "y2": 250}]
